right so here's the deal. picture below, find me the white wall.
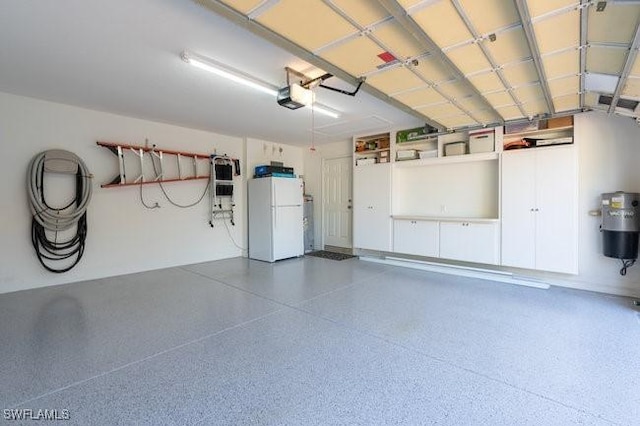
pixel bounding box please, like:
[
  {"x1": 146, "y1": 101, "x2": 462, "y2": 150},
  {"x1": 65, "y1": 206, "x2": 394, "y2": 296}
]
[
  {"x1": 540, "y1": 111, "x2": 640, "y2": 297},
  {"x1": 246, "y1": 138, "x2": 304, "y2": 178},
  {"x1": 303, "y1": 140, "x2": 352, "y2": 248},
  {"x1": 393, "y1": 161, "x2": 499, "y2": 218},
  {"x1": 0, "y1": 92, "x2": 246, "y2": 294}
]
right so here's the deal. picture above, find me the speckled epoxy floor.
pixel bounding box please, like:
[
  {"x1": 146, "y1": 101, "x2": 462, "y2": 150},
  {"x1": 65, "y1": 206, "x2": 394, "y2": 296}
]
[{"x1": 1, "y1": 257, "x2": 639, "y2": 425}]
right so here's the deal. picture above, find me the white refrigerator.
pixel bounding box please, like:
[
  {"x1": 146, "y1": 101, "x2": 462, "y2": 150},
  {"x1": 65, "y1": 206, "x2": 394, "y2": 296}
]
[{"x1": 248, "y1": 177, "x2": 304, "y2": 262}]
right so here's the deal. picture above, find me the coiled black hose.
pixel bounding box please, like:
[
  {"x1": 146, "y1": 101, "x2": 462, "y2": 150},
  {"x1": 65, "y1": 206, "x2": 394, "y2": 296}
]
[{"x1": 27, "y1": 150, "x2": 92, "y2": 273}]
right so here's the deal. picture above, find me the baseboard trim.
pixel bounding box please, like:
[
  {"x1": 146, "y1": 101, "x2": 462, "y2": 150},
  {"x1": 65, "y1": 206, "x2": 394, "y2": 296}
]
[{"x1": 362, "y1": 256, "x2": 550, "y2": 290}]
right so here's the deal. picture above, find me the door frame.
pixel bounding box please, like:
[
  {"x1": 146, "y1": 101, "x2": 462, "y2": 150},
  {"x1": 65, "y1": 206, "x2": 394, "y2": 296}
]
[{"x1": 321, "y1": 155, "x2": 353, "y2": 249}]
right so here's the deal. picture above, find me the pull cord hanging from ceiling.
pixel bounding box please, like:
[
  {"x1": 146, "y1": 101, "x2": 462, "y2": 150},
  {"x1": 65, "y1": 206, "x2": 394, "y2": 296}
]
[{"x1": 27, "y1": 149, "x2": 93, "y2": 273}]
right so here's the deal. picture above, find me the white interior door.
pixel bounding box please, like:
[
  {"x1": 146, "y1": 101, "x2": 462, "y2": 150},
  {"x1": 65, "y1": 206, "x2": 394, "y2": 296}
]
[{"x1": 323, "y1": 156, "x2": 352, "y2": 248}]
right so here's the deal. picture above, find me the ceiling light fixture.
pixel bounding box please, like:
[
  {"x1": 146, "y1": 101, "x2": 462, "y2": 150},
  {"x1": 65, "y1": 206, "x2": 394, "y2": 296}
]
[
  {"x1": 181, "y1": 50, "x2": 277, "y2": 96},
  {"x1": 181, "y1": 50, "x2": 339, "y2": 119}
]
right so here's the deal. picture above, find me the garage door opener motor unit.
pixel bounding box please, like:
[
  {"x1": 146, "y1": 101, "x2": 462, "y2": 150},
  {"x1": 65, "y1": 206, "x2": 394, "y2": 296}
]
[{"x1": 601, "y1": 191, "x2": 640, "y2": 275}]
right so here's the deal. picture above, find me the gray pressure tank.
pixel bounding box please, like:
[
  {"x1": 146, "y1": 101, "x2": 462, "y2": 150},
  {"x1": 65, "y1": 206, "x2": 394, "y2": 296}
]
[{"x1": 601, "y1": 192, "x2": 640, "y2": 260}]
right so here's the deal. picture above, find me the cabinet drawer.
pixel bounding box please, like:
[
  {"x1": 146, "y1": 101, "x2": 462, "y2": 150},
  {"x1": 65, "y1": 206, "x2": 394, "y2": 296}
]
[
  {"x1": 393, "y1": 219, "x2": 439, "y2": 257},
  {"x1": 439, "y1": 222, "x2": 499, "y2": 265}
]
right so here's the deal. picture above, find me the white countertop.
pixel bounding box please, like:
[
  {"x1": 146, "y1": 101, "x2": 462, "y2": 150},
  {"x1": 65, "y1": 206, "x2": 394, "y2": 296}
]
[{"x1": 391, "y1": 215, "x2": 500, "y2": 224}]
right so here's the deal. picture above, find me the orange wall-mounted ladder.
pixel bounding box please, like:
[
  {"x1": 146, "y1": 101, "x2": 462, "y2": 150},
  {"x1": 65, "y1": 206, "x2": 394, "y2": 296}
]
[{"x1": 96, "y1": 141, "x2": 211, "y2": 188}]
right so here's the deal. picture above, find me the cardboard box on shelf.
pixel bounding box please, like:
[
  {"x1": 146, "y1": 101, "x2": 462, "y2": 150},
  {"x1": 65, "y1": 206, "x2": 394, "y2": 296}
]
[
  {"x1": 504, "y1": 121, "x2": 539, "y2": 134},
  {"x1": 444, "y1": 141, "x2": 467, "y2": 156},
  {"x1": 546, "y1": 116, "x2": 573, "y2": 129},
  {"x1": 469, "y1": 130, "x2": 495, "y2": 154}
]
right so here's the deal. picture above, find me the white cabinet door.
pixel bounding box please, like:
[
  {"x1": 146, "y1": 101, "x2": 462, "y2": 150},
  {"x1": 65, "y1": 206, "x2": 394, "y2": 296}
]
[
  {"x1": 501, "y1": 150, "x2": 536, "y2": 269},
  {"x1": 393, "y1": 219, "x2": 439, "y2": 257},
  {"x1": 501, "y1": 146, "x2": 578, "y2": 273},
  {"x1": 440, "y1": 222, "x2": 499, "y2": 264},
  {"x1": 353, "y1": 164, "x2": 391, "y2": 251},
  {"x1": 535, "y1": 146, "x2": 578, "y2": 273}
]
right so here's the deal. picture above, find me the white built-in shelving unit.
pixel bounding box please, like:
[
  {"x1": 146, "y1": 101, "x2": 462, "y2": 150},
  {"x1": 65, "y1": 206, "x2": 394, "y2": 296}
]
[{"x1": 352, "y1": 117, "x2": 578, "y2": 274}]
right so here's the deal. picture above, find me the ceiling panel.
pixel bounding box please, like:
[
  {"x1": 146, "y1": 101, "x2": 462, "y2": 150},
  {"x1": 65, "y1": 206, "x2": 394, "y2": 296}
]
[
  {"x1": 438, "y1": 81, "x2": 475, "y2": 100},
  {"x1": 394, "y1": 88, "x2": 448, "y2": 107},
  {"x1": 331, "y1": 0, "x2": 390, "y2": 27},
  {"x1": 468, "y1": 71, "x2": 506, "y2": 93},
  {"x1": 496, "y1": 104, "x2": 524, "y2": 119},
  {"x1": 584, "y1": 91, "x2": 600, "y2": 108},
  {"x1": 218, "y1": 0, "x2": 264, "y2": 14},
  {"x1": 588, "y1": 4, "x2": 640, "y2": 44},
  {"x1": 413, "y1": 57, "x2": 454, "y2": 84},
  {"x1": 522, "y1": 97, "x2": 548, "y2": 116},
  {"x1": 485, "y1": 90, "x2": 515, "y2": 107},
  {"x1": 320, "y1": 36, "x2": 386, "y2": 76},
  {"x1": 548, "y1": 75, "x2": 579, "y2": 98},
  {"x1": 397, "y1": 0, "x2": 423, "y2": 8},
  {"x1": 457, "y1": 96, "x2": 494, "y2": 116},
  {"x1": 541, "y1": 49, "x2": 579, "y2": 78},
  {"x1": 373, "y1": 21, "x2": 427, "y2": 59},
  {"x1": 435, "y1": 114, "x2": 478, "y2": 128},
  {"x1": 586, "y1": 46, "x2": 627, "y2": 75},
  {"x1": 622, "y1": 78, "x2": 640, "y2": 98},
  {"x1": 553, "y1": 93, "x2": 580, "y2": 112},
  {"x1": 533, "y1": 10, "x2": 580, "y2": 54},
  {"x1": 412, "y1": 1, "x2": 473, "y2": 48},
  {"x1": 528, "y1": 0, "x2": 575, "y2": 18},
  {"x1": 513, "y1": 83, "x2": 544, "y2": 103},
  {"x1": 502, "y1": 61, "x2": 539, "y2": 86},
  {"x1": 483, "y1": 27, "x2": 531, "y2": 65},
  {"x1": 629, "y1": 55, "x2": 640, "y2": 77},
  {"x1": 417, "y1": 102, "x2": 464, "y2": 117},
  {"x1": 473, "y1": 109, "x2": 501, "y2": 124},
  {"x1": 366, "y1": 67, "x2": 426, "y2": 94},
  {"x1": 446, "y1": 44, "x2": 492, "y2": 75},
  {"x1": 458, "y1": 0, "x2": 520, "y2": 35},
  {"x1": 258, "y1": 0, "x2": 356, "y2": 51}
]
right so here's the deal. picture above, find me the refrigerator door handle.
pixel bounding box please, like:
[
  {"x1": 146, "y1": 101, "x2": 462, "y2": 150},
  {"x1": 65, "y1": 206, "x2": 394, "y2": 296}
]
[{"x1": 273, "y1": 184, "x2": 277, "y2": 227}]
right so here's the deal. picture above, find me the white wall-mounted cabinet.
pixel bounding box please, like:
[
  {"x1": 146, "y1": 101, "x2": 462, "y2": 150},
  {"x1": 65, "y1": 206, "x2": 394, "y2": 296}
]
[
  {"x1": 353, "y1": 163, "x2": 391, "y2": 251},
  {"x1": 393, "y1": 219, "x2": 439, "y2": 257},
  {"x1": 439, "y1": 221, "x2": 500, "y2": 265},
  {"x1": 501, "y1": 145, "x2": 578, "y2": 274}
]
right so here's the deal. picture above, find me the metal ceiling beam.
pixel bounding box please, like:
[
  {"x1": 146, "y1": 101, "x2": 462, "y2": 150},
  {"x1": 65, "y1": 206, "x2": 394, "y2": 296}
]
[
  {"x1": 514, "y1": 0, "x2": 555, "y2": 115},
  {"x1": 450, "y1": 0, "x2": 529, "y2": 119},
  {"x1": 579, "y1": 0, "x2": 589, "y2": 109},
  {"x1": 608, "y1": 18, "x2": 640, "y2": 113},
  {"x1": 373, "y1": 0, "x2": 505, "y2": 124},
  {"x1": 191, "y1": 0, "x2": 433, "y2": 125}
]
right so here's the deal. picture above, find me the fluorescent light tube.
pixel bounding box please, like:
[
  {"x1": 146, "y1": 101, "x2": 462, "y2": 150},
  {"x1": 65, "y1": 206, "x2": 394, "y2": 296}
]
[{"x1": 182, "y1": 51, "x2": 277, "y2": 96}]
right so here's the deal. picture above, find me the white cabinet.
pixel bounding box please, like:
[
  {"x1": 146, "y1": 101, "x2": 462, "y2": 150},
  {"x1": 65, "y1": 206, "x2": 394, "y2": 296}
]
[
  {"x1": 501, "y1": 145, "x2": 578, "y2": 273},
  {"x1": 439, "y1": 221, "x2": 500, "y2": 265},
  {"x1": 393, "y1": 219, "x2": 439, "y2": 257},
  {"x1": 353, "y1": 163, "x2": 391, "y2": 251}
]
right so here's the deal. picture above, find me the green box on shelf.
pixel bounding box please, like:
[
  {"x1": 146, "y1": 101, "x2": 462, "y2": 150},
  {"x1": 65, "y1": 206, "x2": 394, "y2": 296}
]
[{"x1": 396, "y1": 125, "x2": 438, "y2": 144}]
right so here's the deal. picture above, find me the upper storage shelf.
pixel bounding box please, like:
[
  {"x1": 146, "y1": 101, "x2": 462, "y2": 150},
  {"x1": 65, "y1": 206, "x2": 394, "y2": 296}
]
[
  {"x1": 503, "y1": 116, "x2": 573, "y2": 151},
  {"x1": 354, "y1": 132, "x2": 390, "y2": 166}
]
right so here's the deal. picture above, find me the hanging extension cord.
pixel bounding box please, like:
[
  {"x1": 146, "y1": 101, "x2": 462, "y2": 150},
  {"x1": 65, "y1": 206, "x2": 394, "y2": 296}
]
[
  {"x1": 620, "y1": 259, "x2": 636, "y2": 276},
  {"x1": 27, "y1": 150, "x2": 93, "y2": 273},
  {"x1": 222, "y1": 215, "x2": 247, "y2": 253},
  {"x1": 149, "y1": 149, "x2": 209, "y2": 208}
]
